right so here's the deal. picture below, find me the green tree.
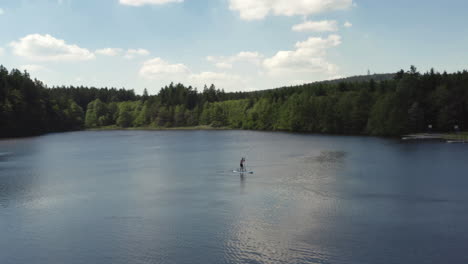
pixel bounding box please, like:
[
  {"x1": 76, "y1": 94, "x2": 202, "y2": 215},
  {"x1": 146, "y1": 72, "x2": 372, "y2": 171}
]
[
  {"x1": 116, "y1": 103, "x2": 134, "y2": 127},
  {"x1": 85, "y1": 100, "x2": 98, "y2": 128},
  {"x1": 408, "y1": 102, "x2": 424, "y2": 132}
]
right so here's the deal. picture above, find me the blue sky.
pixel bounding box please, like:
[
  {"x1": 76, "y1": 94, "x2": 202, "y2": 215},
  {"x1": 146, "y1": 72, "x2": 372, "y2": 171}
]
[{"x1": 0, "y1": 0, "x2": 467, "y2": 94}]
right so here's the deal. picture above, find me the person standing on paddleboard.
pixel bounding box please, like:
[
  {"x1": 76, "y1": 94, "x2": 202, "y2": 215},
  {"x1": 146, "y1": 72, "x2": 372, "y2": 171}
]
[{"x1": 240, "y1": 157, "x2": 245, "y2": 172}]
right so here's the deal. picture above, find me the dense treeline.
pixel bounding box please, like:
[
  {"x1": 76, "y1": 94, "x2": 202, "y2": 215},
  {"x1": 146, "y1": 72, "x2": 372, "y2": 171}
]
[
  {"x1": 47, "y1": 85, "x2": 138, "y2": 110},
  {"x1": 1, "y1": 64, "x2": 467, "y2": 138},
  {"x1": 0, "y1": 66, "x2": 83, "y2": 137}
]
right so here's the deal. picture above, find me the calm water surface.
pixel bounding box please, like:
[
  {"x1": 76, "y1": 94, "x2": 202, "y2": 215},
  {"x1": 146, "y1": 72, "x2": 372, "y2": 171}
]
[{"x1": 1, "y1": 130, "x2": 468, "y2": 264}]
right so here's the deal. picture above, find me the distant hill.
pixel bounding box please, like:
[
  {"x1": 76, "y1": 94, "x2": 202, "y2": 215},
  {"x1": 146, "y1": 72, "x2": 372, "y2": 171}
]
[
  {"x1": 319, "y1": 73, "x2": 395, "y2": 84},
  {"x1": 241, "y1": 73, "x2": 396, "y2": 97}
]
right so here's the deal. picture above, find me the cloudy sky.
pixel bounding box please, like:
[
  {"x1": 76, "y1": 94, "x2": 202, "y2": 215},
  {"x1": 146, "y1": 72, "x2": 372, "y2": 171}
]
[{"x1": 0, "y1": 0, "x2": 467, "y2": 94}]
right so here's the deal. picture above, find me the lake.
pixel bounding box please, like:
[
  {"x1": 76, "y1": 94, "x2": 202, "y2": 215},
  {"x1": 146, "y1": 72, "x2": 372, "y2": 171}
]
[{"x1": 1, "y1": 130, "x2": 468, "y2": 264}]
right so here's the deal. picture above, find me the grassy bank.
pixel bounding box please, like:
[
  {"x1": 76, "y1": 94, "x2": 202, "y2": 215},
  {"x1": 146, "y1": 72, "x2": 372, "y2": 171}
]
[
  {"x1": 403, "y1": 132, "x2": 468, "y2": 142},
  {"x1": 442, "y1": 132, "x2": 468, "y2": 141}
]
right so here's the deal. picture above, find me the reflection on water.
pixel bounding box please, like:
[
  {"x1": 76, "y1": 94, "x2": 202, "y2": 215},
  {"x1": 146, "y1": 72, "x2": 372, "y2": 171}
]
[
  {"x1": 1, "y1": 131, "x2": 468, "y2": 264},
  {"x1": 309, "y1": 150, "x2": 347, "y2": 163}
]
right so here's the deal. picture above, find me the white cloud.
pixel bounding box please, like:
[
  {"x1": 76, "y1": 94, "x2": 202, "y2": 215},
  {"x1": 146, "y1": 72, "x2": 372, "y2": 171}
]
[
  {"x1": 328, "y1": 75, "x2": 343, "y2": 80},
  {"x1": 95, "y1": 48, "x2": 149, "y2": 58},
  {"x1": 119, "y1": 0, "x2": 183, "y2": 6},
  {"x1": 95, "y1": 48, "x2": 123, "y2": 56},
  {"x1": 344, "y1": 21, "x2": 352, "y2": 28},
  {"x1": 263, "y1": 35, "x2": 341, "y2": 74},
  {"x1": 203, "y1": 38, "x2": 342, "y2": 89},
  {"x1": 0, "y1": 47, "x2": 4, "y2": 56},
  {"x1": 229, "y1": 0, "x2": 353, "y2": 20},
  {"x1": 124, "y1": 48, "x2": 150, "y2": 59},
  {"x1": 207, "y1": 51, "x2": 263, "y2": 69},
  {"x1": 189, "y1": 72, "x2": 245, "y2": 92},
  {"x1": 0, "y1": 8, "x2": 4, "y2": 15},
  {"x1": 10, "y1": 34, "x2": 95, "y2": 61},
  {"x1": 19, "y1": 64, "x2": 49, "y2": 73},
  {"x1": 236, "y1": 51, "x2": 263, "y2": 64},
  {"x1": 139, "y1": 57, "x2": 247, "y2": 91},
  {"x1": 292, "y1": 20, "x2": 338, "y2": 32},
  {"x1": 215, "y1": 62, "x2": 233, "y2": 69},
  {"x1": 139, "y1": 57, "x2": 189, "y2": 79},
  {"x1": 189, "y1": 71, "x2": 240, "y2": 83}
]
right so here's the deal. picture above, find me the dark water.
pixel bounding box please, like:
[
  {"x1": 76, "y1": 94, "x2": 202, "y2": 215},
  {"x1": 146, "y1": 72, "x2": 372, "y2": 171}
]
[{"x1": 1, "y1": 130, "x2": 468, "y2": 264}]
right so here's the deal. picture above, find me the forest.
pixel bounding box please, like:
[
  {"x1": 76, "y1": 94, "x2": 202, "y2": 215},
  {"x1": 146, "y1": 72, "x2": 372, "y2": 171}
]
[{"x1": 1, "y1": 65, "x2": 467, "y2": 138}]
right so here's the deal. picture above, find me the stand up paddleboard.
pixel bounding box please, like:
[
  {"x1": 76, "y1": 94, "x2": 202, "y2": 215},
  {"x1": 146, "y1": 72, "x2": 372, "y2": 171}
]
[{"x1": 233, "y1": 170, "x2": 253, "y2": 174}]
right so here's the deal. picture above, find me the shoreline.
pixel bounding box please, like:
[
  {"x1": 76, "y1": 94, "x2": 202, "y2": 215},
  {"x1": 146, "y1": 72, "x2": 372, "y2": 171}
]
[
  {"x1": 89, "y1": 128, "x2": 468, "y2": 143},
  {"x1": 402, "y1": 133, "x2": 468, "y2": 143},
  {"x1": 86, "y1": 126, "x2": 375, "y2": 137},
  {"x1": 2, "y1": 127, "x2": 467, "y2": 141},
  {"x1": 86, "y1": 125, "x2": 234, "y2": 131}
]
